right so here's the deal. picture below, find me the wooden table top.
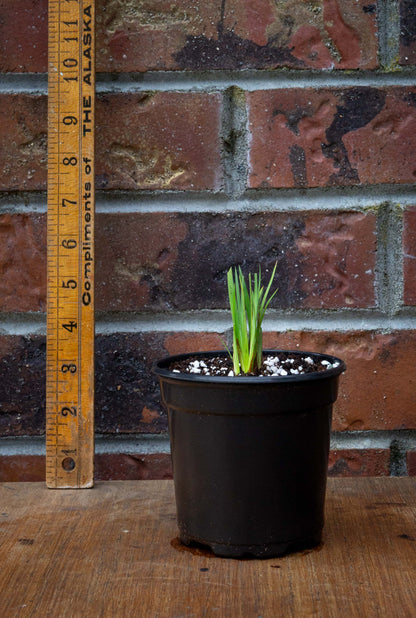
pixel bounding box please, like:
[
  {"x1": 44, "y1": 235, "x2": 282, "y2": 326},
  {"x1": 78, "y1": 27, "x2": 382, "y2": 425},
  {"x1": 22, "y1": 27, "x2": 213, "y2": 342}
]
[{"x1": 0, "y1": 478, "x2": 415, "y2": 617}]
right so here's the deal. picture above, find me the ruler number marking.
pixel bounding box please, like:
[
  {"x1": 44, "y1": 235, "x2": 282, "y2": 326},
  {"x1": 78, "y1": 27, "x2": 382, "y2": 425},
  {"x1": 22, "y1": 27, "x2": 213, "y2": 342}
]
[
  {"x1": 61, "y1": 363, "x2": 77, "y2": 374},
  {"x1": 62, "y1": 115, "x2": 78, "y2": 125},
  {"x1": 62, "y1": 198, "x2": 77, "y2": 207},
  {"x1": 62, "y1": 320, "x2": 78, "y2": 332},
  {"x1": 61, "y1": 406, "x2": 77, "y2": 417},
  {"x1": 63, "y1": 156, "x2": 78, "y2": 166},
  {"x1": 47, "y1": 0, "x2": 95, "y2": 488},
  {"x1": 62, "y1": 238, "x2": 77, "y2": 249}
]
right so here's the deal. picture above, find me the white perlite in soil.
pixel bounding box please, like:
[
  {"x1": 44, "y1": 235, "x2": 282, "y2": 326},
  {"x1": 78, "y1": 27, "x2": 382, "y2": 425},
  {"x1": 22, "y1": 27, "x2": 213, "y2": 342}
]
[{"x1": 169, "y1": 353, "x2": 341, "y2": 377}]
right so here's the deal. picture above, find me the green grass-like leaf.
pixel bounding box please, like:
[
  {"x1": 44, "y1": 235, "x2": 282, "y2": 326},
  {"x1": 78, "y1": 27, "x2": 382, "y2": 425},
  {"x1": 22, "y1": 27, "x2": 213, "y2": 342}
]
[{"x1": 227, "y1": 263, "x2": 277, "y2": 375}]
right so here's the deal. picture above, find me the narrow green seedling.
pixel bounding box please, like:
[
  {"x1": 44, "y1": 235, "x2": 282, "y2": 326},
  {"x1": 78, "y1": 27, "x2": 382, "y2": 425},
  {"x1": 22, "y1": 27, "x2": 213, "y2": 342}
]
[{"x1": 227, "y1": 263, "x2": 277, "y2": 375}]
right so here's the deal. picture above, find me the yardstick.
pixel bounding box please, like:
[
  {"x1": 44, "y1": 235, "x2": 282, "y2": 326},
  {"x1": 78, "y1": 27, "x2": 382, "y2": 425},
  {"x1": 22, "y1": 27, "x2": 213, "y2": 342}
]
[{"x1": 46, "y1": 0, "x2": 95, "y2": 488}]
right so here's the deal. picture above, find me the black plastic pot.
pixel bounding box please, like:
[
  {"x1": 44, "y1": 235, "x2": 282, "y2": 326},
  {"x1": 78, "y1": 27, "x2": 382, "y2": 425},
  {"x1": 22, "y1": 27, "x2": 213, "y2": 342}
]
[{"x1": 154, "y1": 350, "x2": 346, "y2": 558}]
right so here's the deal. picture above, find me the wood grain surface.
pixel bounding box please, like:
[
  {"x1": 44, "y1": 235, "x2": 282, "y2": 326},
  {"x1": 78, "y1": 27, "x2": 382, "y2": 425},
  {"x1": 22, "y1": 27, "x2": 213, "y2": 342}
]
[{"x1": 0, "y1": 479, "x2": 415, "y2": 617}]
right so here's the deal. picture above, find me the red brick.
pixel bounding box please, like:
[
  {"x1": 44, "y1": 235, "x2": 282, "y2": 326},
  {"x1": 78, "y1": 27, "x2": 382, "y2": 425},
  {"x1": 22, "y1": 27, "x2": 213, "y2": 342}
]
[
  {"x1": 0, "y1": 456, "x2": 45, "y2": 482},
  {"x1": 248, "y1": 88, "x2": 416, "y2": 189},
  {"x1": 95, "y1": 211, "x2": 375, "y2": 312},
  {"x1": 282, "y1": 0, "x2": 378, "y2": 70},
  {"x1": 96, "y1": 93, "x2": 223, "y2": 191},
  {"x1": 94, "y1": 453, "x2": 172, "y2": 481},
  {"x1": 0, "y1": 213, "x2": 46, "y2": 312},
  {"x1": 0, "y1": 0, "x2": 48, "y2": 72},
  {"x1": 1, "y1": 210, "x2": 375, "y2": 313},
  {"x1": 160, "y1": 330, "x2": 416, "y2": 433},
  {"x1": 2, "y1": 330, "x2": 416, "y2": 438},
  {"x1": 164, "y1": 333, "x2": 225, "y2": 356},
  {"x1": 0, "y1": 0, "x2": 378, "y2": 73},
  {"x1": 400, "y1": 0, "x2": 416, "y2": 65},
  {"x1": 0, "y1": 454, "x2": 173, "y2": 481},
  {"x1": 328, "y1": 449, "x2": 390, "y2": 476},
  {"x1": 0, "y1": 95, "x2": 47, "y2": 191},
  {"x1": 0, "y1": 93, "x2": 222, "y2": 192},
  {"x1": 263, "y1": 330, "x2": 416, "y2": 432},
  {"x1": 96, "y1": 0, "x2": 378, "y2": 72},
  {"x1": 403, "y1": 207, "x2": 416, "y2": 305},
  {"x1": 407, "y1": 451, "x2": 416, "y2": 475},
  {"x1": 95, "y1": 212, "x2": 188, "y2": 312}
]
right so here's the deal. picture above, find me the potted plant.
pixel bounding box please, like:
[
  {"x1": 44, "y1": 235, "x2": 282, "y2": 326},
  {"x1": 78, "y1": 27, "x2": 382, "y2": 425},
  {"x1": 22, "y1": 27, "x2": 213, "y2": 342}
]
[{"x1": 154, "y1": 265, "x2": 345, "y2": 558}]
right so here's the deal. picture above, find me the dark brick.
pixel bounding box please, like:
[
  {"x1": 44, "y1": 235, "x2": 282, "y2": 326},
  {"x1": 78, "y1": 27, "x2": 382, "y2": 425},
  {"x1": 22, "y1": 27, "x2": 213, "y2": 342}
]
[
  {"x1": 0, "y1": 213, "x2": 46, "y2": 312},
  {"x1": 407, "y1": 451, "x2": 416, "y2": 475},
  {"x1": 3, "y1": 210, "x2": 375, "y2": 313},
  {"x1": 0, "y1": 453, "x2": 173, "y2": 482},
  {"x1": 0, "y1": 333, "x2": 168, "y2": 437},
  {"x1": 0, "y1": 455, "x2": 45, "y2": 482},
  {"x1": 400, "y1": 0, "x2": 416, "y2": 65},
  {"x1": 403, "y1": 207, "x2": 416, "y2": 305},
  {"x1": 96, "y1": 211, "x2": 376, "y2": 312},
  {"x1": 0, "y1": 0, "x2": 378, "y2": 73},
  {"x1": 248, "y1": 87, "x2": 416, "y2": 188},
  {"x1": 94, "y1": 453, "x2": 172, "y2": 481},
  {"x1": 0, "y1": 336, "x2": 46, "y2": 437},
  {"x1": 328, "y1": 449, "x2": 390, "y2": 476},
  {"x1": 264, "y1": 330, "x2": 416, "y2": 432},
  {"x1": 95, "y1": 333, "x2": 168, "y2": 434},
  {"x1": 3, "y1": 329, "x2": 415, "y2": 438},
  {"x1": 0, "y1": 95, "x2": 47, "y2": 191},
  {"x1": 0, "y1": 0, "x2": 48, "y2": 72}
]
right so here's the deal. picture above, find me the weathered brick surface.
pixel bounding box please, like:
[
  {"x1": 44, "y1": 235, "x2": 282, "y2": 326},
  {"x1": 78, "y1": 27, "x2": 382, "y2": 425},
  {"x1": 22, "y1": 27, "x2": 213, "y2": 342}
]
[
  {"x1": 0, "y1": 0, "x2": 48, "y2": 72},
  {"x1": 400, "y1": 0, "x2": 416, "y2": 65},
  {"x1": 2, "y1": 329, "x2": 416, "y2": 437},
  {"x1": 0, "y1": 213, "x2": 46, "y2": 312},
  {"x1": 407, "y1": 451, "x2": 416, "y2": 475},
  {"x1": 248, "y1": 88, "x2": 416, "y2": 189},
  {"x1": 328, "y1": 449, "x2": 390, "y2": 476},
  {"x1": 97, "y1": 0, "x2": 378, "y2": 72},
  {"x1": 0, "y1": 93, "x2": 222, "y2": 192},
  {"x1": 0, "y1": 95, "x2": 47, "y2": 191},
  {"x1": 163, "y1": 332, "x2": 225, "y2": 356},
  {"x1": 0, "y1": 449, "x2": 400, "y2": 481},
  {"x1": 94, "y1": 453, "x2": 172, "y2": 481},
  {"x1": 0, "y1": 456, "x2": 45, "y2": 482},
  {"x1": 96, "y1": 92, "x2": 223, "y2": 191},
  {"x1": 263, "y1": 330, "x2": 416, "y2": 432},
  {"x1": 95, "y1": 333, "x2": 167, "y2": 434},
  {"x1": 0, "y1": 0, "x2": 378, "y2": 73},
  {"x1": 0, "y1": 334, "x2": 166, "y2": 437},
  {"x1": 0, "y1": 336, "x2": 46, "y2": 437},
  {"x1": 2, "y1": 211, "x2": 376, "y2": 312},
  {"x1": 403, "y1": 206, "x2": 416, "y2": 306},
  {"x1": 0, "y1": 454, "x2": 173, "y2": 482},
  {"x1": 96, "y1": 211, "x2": 376, "y2": 311}
]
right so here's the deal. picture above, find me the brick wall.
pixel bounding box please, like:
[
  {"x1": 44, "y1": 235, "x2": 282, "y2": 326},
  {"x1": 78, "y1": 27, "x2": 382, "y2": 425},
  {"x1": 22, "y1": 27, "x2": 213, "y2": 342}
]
[{"x1": 1, "y1": 0, "x2": 416, "y2": 481}]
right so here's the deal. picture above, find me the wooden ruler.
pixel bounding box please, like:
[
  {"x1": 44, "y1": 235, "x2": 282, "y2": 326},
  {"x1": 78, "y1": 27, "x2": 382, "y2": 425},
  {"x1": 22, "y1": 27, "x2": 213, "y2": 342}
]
[{"x1": 46, "y1": 0, "x2": 95, "y2": 488}]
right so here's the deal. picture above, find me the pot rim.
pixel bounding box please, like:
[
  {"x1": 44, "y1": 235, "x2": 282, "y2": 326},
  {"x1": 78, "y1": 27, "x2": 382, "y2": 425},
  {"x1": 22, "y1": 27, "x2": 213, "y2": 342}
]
[{"x1": 153, "y1": 349, "x2": 346, "y2": 384}]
